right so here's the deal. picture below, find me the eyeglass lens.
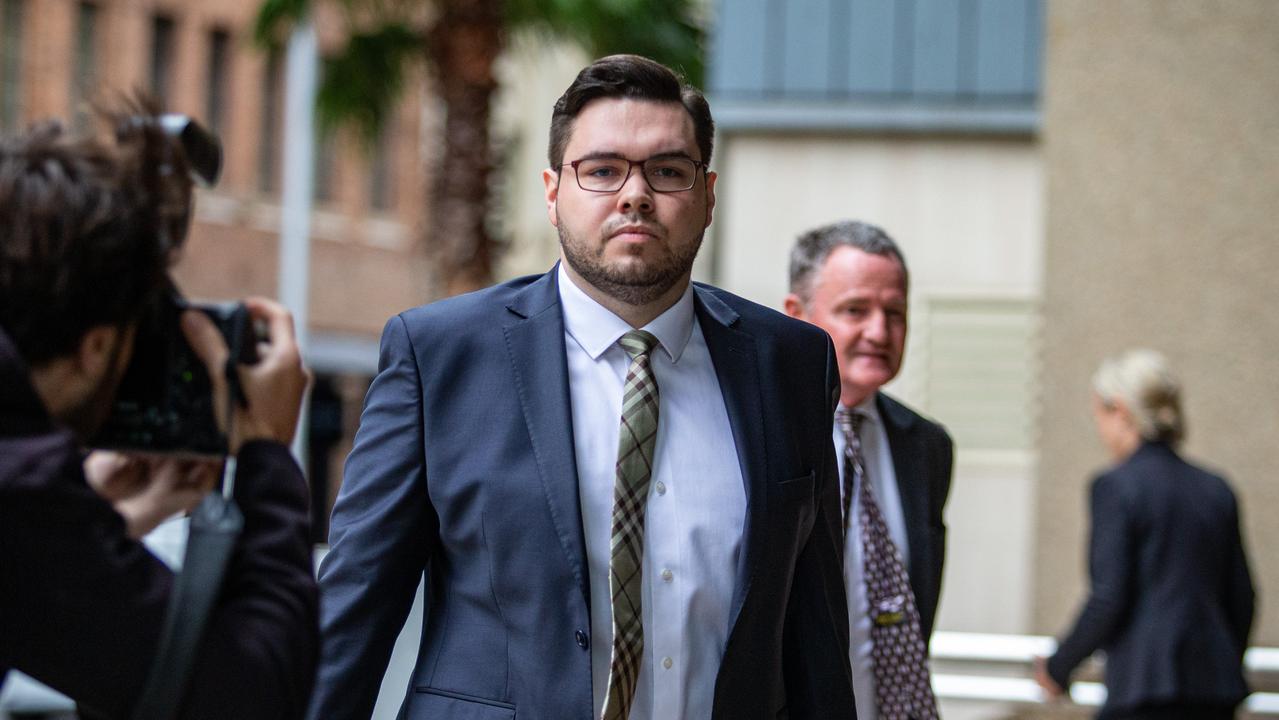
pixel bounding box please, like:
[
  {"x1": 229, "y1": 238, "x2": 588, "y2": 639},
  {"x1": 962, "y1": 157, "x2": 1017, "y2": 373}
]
[{"x1": 574, "y1": 157, "x2": 698, "y2": 192}]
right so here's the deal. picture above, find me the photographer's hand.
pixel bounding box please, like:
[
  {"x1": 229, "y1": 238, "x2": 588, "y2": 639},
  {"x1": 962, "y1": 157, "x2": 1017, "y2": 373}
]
[
  {"x1": 84, "y1": 450, "x2": 218, "y2": 538},
  {"x1": 181, "y1": 297, "x2": 310, "y2": 453}
]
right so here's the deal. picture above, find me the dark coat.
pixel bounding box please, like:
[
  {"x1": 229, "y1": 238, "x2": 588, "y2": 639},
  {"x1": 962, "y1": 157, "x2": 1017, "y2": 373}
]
[
  {"x1": 0, "y1": 327, "x2": 319, "y2": 719},
  {"x1": 876, "y1": 392, "x2": 954, "y2": 645},
  {"x1": 1047, "y1": 441, "x2": 1255, "y2": 717},
  {"x1": 308, "y1": 268, "x2": 856, "y2": 720}
]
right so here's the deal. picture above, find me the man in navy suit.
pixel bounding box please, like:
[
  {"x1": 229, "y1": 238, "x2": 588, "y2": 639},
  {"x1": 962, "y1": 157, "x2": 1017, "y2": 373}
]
[
  {"x1": 784, "y1": 221, "x2": 953, "y2": 720},
  {"x1": 309, "y1": 55, "x2": 855, "y2": 720}
]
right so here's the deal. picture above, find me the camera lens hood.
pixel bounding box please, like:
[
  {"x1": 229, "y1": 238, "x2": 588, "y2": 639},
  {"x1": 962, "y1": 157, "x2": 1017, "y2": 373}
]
[{"x1": 157, "y1": 114, "x2": 222, "y2": 187}]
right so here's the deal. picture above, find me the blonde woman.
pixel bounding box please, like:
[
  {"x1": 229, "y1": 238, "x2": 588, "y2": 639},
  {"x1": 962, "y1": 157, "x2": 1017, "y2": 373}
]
[{"x1": 1035, "y1": 350, "x2": 1255, "y2": 720}]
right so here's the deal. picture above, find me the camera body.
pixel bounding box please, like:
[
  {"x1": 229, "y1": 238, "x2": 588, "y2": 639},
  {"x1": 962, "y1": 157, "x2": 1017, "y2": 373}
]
[{"x1": 91, "y1": 294, "x2": 258, "y2": 456}]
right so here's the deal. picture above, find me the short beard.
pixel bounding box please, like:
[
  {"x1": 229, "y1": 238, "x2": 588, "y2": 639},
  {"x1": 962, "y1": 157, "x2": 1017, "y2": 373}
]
[{"x1": 558, "y1": 220, "x2": 703, "y2": 307}]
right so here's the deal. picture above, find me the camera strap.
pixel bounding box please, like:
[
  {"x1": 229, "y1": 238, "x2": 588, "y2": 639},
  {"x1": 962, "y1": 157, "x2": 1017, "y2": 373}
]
[{"x1": 130, "y1": 486, "x2": 243, "y2": 720}]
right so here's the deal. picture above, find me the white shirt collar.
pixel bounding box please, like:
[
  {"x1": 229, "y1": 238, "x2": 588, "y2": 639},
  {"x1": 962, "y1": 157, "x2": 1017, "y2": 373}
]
[
  {"x1": 557, "y1": 263, "x2": 695, "y2": 364},
  {"x1": 842, "y1": 393, "x2": 881, "y2": 426}
]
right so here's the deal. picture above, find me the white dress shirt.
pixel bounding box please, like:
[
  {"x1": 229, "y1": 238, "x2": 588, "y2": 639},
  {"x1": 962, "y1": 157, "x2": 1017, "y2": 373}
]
[
  {"x1": 835, "y1": 396, "x2": 910, "y2": 720},
  {"x1": 558, "y1": 265, "x2": 747, "y2": 720}
]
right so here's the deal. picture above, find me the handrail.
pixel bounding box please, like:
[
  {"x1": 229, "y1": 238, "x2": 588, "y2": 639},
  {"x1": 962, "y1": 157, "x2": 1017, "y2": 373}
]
[
  {"x1": 5, "y1": 629, "x2": 1274, "y2": 714},
  {"x1": 930, "y1": 631, "x2": 1279, "y2": 714}
]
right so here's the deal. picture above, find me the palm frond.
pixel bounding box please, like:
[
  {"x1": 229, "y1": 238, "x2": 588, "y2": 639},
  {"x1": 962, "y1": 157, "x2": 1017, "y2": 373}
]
[
  {"x1": 506, "y1": 0, "x2": 705, "y2": 87},
  {"x1": 254, "y1": 0, "x2": 311, "y2": 48},
  {"x1": 315, "y1": 23, "x2": 422, "y2": 145}
]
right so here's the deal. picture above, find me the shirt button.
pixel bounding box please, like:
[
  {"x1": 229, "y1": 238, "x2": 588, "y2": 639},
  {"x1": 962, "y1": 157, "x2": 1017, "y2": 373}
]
[
  {"x1": 655, "y1": 481, "x2": 666, "y2": 496},
  {"x1": 575, "y1": 630, "x2": 589, "y2": 649},
  {"x1": 662, "y1": 656, "x2": 673, "y2": 670},
  {"x1": 661, "y1": 569, "x2": 673, "y2": 583}
]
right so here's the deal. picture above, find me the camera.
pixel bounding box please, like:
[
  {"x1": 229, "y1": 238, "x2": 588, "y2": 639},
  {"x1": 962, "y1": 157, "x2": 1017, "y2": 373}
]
[
  {"x1": 88, "y1": 112, "x2": 258, "y2": 456},
  {"x1": 91, "y1": 292, "x2": 259, "y2": 456}
]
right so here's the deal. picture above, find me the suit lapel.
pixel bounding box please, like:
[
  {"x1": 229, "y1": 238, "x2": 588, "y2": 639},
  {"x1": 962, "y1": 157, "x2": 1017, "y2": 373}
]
[
  {"x1": 503, "y1": 269, "x2": 591, "y2": 608},
  {"x1": 694, "y1": 285, "x2": 766, "y2": 629},
  {"x1": 877, "y1": 393, "x2": 928, "y2": 587}
]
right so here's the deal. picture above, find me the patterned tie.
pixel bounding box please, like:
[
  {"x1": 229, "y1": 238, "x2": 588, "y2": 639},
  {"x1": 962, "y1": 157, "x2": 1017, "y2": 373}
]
[
  {"x1": 836, "y1": 408, "x2": 938, "y2": 720},
  {"x1": 601, "y1": 330, "x2": 661, "y2": 720}
]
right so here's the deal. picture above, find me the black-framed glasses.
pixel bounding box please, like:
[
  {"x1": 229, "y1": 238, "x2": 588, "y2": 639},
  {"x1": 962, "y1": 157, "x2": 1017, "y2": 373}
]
[{"x1": 561, "y1": 156, "x2": 706, "y2": 193}]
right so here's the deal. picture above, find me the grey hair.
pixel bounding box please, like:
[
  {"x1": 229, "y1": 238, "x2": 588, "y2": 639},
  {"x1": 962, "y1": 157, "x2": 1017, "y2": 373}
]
[
  {"x1": 1093, "y1": 349, "x2": 1186, "y2": 446},
  {"x1": 788, "y1": 220, "x2": 909, "y2": 303}
]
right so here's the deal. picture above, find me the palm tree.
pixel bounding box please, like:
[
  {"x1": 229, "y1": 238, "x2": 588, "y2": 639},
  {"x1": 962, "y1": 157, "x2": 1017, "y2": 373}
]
[{"x1": 255, "y1": 0, "x2": 704, "y2": 297}]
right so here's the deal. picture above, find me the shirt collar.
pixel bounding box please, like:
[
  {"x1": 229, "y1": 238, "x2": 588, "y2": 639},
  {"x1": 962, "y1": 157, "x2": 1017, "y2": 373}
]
[
  {"x1": 557, "y1": 263, "x2": 695, "y2": 363},
  {"x1": 839, "y1": 393, "x2": 882, "y2": 426}
]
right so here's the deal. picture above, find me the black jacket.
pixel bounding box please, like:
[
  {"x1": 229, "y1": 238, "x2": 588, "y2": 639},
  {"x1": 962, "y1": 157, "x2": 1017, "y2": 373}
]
[
  {"x1": 1048, "y1": 441, "x2": 1255, "y2": 717},
  {"x1": 877, "y1": 392, "x2": 953, "y2": 646},
  {"x1": 0, "y1": 328, "x2": 319, "y2": 719}
]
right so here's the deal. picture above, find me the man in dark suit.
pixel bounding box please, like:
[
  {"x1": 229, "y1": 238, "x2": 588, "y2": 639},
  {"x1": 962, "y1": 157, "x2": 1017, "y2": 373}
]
[
  {"x1": 309, "y1": 55, "x2": 854, "y2": 720},
  {"x1": 784, "y1": 220, "x2": 953, "y2": 720}
]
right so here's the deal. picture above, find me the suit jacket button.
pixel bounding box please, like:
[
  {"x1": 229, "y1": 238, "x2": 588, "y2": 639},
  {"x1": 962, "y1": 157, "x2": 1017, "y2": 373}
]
[{"x1": 575, "y1": 630, "x2": 589, "y2": 649}]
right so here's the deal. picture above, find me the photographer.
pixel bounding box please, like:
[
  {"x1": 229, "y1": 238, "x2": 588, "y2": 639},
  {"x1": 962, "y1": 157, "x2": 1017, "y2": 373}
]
[{"x1": 0, "y1": 108, "x2": 318, "y2": 718}]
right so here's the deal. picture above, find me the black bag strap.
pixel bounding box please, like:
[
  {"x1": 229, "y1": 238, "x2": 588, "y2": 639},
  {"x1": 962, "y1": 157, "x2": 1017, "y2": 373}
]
[{"x1": 130, "y1": 490, "x2": 243, "y2": 720}]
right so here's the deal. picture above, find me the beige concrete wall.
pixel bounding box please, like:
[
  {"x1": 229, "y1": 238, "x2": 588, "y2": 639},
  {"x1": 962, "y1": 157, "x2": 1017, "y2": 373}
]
[
  {"x1": 712, "y1": 135, "x2": 1044, "y2": 308},
  {"x1": 1034, "y1": 0, "x2": 1279, "y2": 645}
]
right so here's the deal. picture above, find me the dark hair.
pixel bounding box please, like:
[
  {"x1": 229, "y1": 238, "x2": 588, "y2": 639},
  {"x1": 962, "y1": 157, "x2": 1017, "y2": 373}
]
[
  {"x1": 788, "y1": 220, "x2": 909, "y2": 302},
  {"x1": 548, "y1": 54, "x2": 714, "y2": 169},
  {"x1": 0, "y1": 103, "x2": 191, "y2": 365}
]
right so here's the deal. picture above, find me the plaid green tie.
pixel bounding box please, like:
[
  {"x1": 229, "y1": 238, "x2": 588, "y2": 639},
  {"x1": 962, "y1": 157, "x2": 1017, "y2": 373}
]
[{"x1": 601, "y1": 330, "x2": 660, "y2": 720}]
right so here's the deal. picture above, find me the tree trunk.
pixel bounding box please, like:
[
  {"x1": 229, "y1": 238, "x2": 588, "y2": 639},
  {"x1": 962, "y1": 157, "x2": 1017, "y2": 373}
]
[{"x1": 425, "y1": 0, "x2": 505, "y2": 297}]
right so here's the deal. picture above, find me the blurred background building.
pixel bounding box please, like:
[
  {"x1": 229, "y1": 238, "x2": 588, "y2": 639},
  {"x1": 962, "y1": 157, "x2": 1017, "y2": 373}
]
[{"x1": 1, "y1": 0, "x2": 1276, "y2": 717}]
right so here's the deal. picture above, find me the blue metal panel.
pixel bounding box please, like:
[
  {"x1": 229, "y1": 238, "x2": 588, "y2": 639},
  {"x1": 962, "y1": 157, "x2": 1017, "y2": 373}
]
[
  {"x1": 781, "y1": 0, "x2": 835, "y2": 95},
  {"x1": 892, "y1": 0, "x2": 916, "y2": 94},
  {"x1": 974, "y1": 0, "x2": 1029, "y2": 96},
  {"x1": 706, "y1": 0, "x2": 1044, "y2": 132},
  {"x1": 912, "y1": 0, "x2": 963, "y2": 97},
  {"x1": 956, "y1": 0, "x2": 980, "y2": 95},
  {"x1": 846, "y1": 0, "x2": 897, "y2": 95},
  {"x1": 1022, "y1": 0, "x2": 1044, "y2": 96},
  {"x1": 708, "y1": 0, "x2": 770, "y2": 97}
]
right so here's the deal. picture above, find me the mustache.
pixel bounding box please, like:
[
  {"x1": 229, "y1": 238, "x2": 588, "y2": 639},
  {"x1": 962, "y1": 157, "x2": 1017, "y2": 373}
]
[{"x1": 602, "y1": 216, "x2": 666, "y2": 239}]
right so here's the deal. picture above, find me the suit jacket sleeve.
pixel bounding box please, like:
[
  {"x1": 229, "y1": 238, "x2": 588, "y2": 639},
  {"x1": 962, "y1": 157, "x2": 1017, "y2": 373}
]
[
  {"x1": 307, "y1": 314, "x2": 440, "y2": 720},
  {"x1": 178, "y1": 440, "x2": 320, "y2": 720},
  {"x1": 1224, "y1": 492, "x2": 1255, "y2": 658},
  {"x1": 924, "y1": 422, "x2": 954, "y2": 644},
  {"x1": 1047, "y1": 473, "x2": 1135, "y2": 688},
  {"x1": 781, "y1": 338, "x2": 856, "y2": 719},
  {"x1": 0, "y1": 438, "x2": 317, "y2": 720}
]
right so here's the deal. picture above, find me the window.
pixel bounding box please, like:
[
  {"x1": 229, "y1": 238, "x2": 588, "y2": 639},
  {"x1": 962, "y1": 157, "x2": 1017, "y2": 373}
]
[
  {"x1": 258, "y1": 47, "x2": 282, "y2": 194},
  {"x1": 312, "y1": 128, "x2": 335, "y2": 203},
  {"x1": 709, "y1": 0, "x2": 1045, "y2": 133},
  {"x1": 1, "y1": 0, "x2": 24, "y2": 132},
  {"x1": 71, "y1": 2, "x2": 98, "y2": 130},
  {"x1": 369, "y1": 123, "x2": 396, "y2": 212},
  {"x1": 150, "y1": 15, "x2": 175, "y2": 107},
  {"x1": 923, "y1": 298, "x2": 1039, "y2": 451},
  {"x1": 311, "y1": 65, "x2": 334, "y2": 204},
  {"x1": 205, "y1": 28, "x2": 230, "y2": 135}
]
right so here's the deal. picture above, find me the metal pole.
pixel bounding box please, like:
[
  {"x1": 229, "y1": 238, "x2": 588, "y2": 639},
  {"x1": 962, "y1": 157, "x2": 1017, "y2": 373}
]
[{"x1": 279, "y1": 20, "x2": 317, "y2": 466}]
